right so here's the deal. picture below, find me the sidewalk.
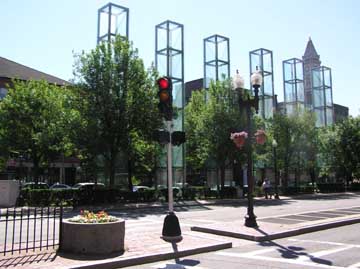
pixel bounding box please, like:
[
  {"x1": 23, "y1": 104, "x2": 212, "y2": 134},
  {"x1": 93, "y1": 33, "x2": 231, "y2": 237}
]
[
  {"x1": 0, "y1": 230, "x2": 232, "y2": 269},
  {"x1": 1, "y1": 193, "x2": 360, "y2": 269}
]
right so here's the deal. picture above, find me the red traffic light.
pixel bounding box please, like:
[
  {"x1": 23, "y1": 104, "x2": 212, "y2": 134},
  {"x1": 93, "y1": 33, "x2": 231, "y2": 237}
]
[{"x1": 158, "y1": 77, "x2": 169, "y2": 90}]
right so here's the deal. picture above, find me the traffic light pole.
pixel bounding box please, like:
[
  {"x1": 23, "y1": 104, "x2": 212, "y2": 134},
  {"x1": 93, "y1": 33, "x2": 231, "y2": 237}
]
[
  {"x1": 167, "y1": 120, "x2": 174, "y2": 212},
  {"x1": 161, "y1": 120, "x2": 182, "y2": 243}
]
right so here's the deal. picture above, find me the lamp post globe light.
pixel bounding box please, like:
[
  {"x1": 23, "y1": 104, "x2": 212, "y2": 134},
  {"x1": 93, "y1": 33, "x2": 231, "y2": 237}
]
[
  {"x1": 232, "y1": 68, "x2": 262, "y2": 228},
  {"x1": 272, "y1": 139, "x2": 280, "y2": 199}
]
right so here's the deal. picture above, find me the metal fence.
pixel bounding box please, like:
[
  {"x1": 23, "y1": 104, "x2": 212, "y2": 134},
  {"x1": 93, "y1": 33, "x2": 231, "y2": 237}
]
[{"x1": 0, "y1": 206, "x2": 63, "y2": 255}]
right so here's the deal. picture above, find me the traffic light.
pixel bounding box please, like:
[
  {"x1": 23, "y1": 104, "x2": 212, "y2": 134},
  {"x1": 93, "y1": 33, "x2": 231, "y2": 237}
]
[
  {"x1": 152, "y1": 130, "x2": 170, "y2": 145},
  {"x1": 172, "y1": 131, "x2": 186, "y2": 146},
  {"x1": 157, "y1": 77, "x2": 173, "y2": 121}
]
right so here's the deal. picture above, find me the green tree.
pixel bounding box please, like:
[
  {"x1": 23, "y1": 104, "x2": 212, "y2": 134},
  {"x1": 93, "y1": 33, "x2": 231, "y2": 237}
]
[
  {"x1": 0, "y1": 79, "x2": 83, "y2": 182},
  {"x1": 319, "y1": 116, "x2": 360, "y2": 184},
  {"x1": 185, "y1": 79, "x2": 246, "y2": 189},
  {"x1": 184, "y1": 89, "x2": 208, "y2": 171},
  {"x1": 74, "y1": 35, "x2": 162, "y2": 188},
  {"x1": 269, "y1": 111, "x2": 317, "y2": 188}
]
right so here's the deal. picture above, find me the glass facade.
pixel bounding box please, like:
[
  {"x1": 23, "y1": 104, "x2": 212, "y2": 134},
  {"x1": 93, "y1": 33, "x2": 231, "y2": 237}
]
[
  {"x1": 311, "y1": 66, "x2": 334, "y2": 127},
  {"x1": 283, "y1": 58, "x2": 305, "y2": 115},
  {"x1": 203, "y1": 35, "x2": 230, "y2": 89},
  {"x1": 97, "y1": 3, "x2": 129, "y2": 44},
  {"x1": 0, "y1": 88, "x2": 8, "y2": 100},
  {"x1": 155, "y1": 20, "x2": 185, "y2": 182},
  {"x1": 249, "y1": 48, "x2": 274, "y2": 119}
]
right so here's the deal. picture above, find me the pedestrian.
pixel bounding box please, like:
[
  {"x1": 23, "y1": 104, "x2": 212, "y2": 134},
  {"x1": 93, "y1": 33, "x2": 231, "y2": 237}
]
[{"x1": 262, "y1": 178, "x2": 272, "y2": 199}]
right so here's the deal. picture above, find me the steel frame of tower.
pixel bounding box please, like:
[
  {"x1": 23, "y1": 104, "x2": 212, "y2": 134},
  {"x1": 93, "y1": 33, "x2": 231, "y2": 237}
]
[
  {"x1": 203, "y1": 34, "x2": 230, "y2": 89},
  {"x1": 311, "y1": 66, "x2": 334, "y2": 127},
  {"x1": 97, "y1": 2, "x2": 129, "y2": 44},
  {"x1": 249, "y1": 48, "x2": 274, "y2": 119},
  {"x1": 282, "y1": 58, "x2": 305, "y2": 115},
  {"x1": 155, "y1": 20, "x2": 185, "y2": 184}
]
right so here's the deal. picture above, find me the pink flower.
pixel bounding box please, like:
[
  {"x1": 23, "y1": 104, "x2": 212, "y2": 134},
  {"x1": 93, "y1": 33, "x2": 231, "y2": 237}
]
[
  {"x1": 230, "y1": 131, "x2": 248, "y2": 149},
  {"x1": 255, "y1": 129, "x2": 266, "y2": 145}
]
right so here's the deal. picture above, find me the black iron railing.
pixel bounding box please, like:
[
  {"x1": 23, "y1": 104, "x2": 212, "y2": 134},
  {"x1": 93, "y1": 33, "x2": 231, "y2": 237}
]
[{"x1": 0, "y1": 206, "x2": 63, "y2": 255}]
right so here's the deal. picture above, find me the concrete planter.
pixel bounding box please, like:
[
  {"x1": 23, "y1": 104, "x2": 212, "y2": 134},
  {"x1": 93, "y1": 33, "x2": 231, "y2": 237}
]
[{"x1": 61, "y1": 219, "x2": 125, "y2": 255}]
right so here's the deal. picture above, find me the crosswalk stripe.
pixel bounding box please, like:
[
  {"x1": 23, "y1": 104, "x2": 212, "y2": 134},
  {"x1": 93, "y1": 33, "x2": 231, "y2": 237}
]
[
  {"x1": 288, "y1": 238, "x2": 360, "y2": 248},
  {"x1": 297, "y1": 246, "x2": 353, "y2": 262},
  {"x1": 216, "y1": 251, "x2": 347, "y2": 269}
]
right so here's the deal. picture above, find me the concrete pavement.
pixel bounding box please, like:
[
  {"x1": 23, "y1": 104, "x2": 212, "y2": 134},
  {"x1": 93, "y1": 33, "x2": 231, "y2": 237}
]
[{"x1": 1, "y1": 192, "x2": 360, "y2": 269}]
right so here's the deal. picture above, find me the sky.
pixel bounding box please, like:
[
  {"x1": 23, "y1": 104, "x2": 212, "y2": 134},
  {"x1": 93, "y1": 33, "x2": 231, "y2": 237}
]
[{"x1": 1, "y1": 0, "x2": 360, "y2": 116}]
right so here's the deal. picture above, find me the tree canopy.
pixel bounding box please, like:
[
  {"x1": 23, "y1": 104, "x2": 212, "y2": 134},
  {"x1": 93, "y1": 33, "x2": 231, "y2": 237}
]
[
  {"x1": 73, "y1": 35, "x2": 163, "y2": 187},
  {"x1": 185, "y1": 79, "x2": 246, "y2": 188},
  {"x1": 0, "y1": 79, "x2": 83, "y2": 181}
]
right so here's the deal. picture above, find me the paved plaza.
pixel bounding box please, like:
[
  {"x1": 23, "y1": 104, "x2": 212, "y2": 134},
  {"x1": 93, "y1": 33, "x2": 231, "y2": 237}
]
[{"x1": 1, "y1": 192, "x2": 360, "y2": 269}]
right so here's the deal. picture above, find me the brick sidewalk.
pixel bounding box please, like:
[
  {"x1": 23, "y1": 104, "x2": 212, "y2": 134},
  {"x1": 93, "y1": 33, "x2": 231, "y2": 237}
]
[{"x1": 0, "y1": 228, "x2": 231, "y2": 269}]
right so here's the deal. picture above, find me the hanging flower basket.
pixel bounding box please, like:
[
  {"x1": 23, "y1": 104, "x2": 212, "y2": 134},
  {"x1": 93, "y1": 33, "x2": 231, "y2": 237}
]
[
  {"x1": 230, "y1": 131, "x2": 248, "y2": 149},
  {"x1": 255, "y1": 129, "x2": 266, "y2": 145}
]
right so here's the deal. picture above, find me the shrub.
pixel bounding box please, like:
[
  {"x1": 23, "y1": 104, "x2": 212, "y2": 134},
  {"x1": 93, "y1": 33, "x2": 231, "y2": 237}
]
[
  {"x1": 219, "y1": 186, "x2": 237, "y2": 198},
  {"x1": 18, "y1": 189, "x2": 74, "y2": 206},
  {"x1": 350, "y1": 182, "x2": 360, "y2": 191},
  {"x1": 317, "y1": 183, "x2": 345, "y2": 193}
]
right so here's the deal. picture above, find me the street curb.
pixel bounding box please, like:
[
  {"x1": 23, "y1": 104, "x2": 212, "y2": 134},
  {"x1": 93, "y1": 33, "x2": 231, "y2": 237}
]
[
  {"x1": 191, "y1": 217, "x2": 360, "y2": 242},
  {"x1": 66, "y1": 242, "x2": 232, "y2": 269}
]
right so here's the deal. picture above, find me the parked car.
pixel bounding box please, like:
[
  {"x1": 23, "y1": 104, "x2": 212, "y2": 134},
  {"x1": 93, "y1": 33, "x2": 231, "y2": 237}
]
[
  {"x1": 157, "y1": 185, "x2": 182, "y2": 197},
  {"x1": 21, "y1": 182, "x2": 49, "y2": 190},
  {"x1": 72, "y1": 182, "x2": 105, "y2": 191},
  {"x1": 132, "y1": 185, "x2": 151, "y2": 192},
  {"x1": 50, "y1": 183, "x2": 71, "y2": 190}
]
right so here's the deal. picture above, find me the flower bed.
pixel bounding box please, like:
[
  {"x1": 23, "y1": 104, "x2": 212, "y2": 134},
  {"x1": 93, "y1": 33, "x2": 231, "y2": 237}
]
[
  {"x1": 68, "y1": 210, "x2": 118, "y2": 223},
  {"x1": 61, "y1": 210, "x2": 125, "y2": 255}
]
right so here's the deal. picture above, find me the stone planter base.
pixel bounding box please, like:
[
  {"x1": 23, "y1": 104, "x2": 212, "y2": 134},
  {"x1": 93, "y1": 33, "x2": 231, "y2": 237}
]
[{"x1": 61, "y1": 219, "x2": 125, "y2": 255}]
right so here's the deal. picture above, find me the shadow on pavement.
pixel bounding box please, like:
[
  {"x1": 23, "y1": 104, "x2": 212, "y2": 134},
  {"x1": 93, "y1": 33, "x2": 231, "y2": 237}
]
[
  {"x1": 57, "y1": 250, "x2": 124, "y2": 261},
  {"x1": 171, "y1": 242, "x2": 201, "y2": 267},
  {"x1": 256, "y1": 227, "x2": 333, "y2": 266},
  {"x1": 0, "y1": 252, "x2": 57, "y2": 268}
]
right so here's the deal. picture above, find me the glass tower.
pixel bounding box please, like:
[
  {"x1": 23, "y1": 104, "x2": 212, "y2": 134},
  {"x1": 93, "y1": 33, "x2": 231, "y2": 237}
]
[
  {"x1": 312, "y1": 66, "x2": 334, "y2": 127},
  {"x1": 155, "y1": 20, "x2": 185, "y2": 184},
  {"x1": 249, "y1": 48, "x2": 274, "y2": 119},
  {"x1": 203, "y1": 35, "x2": 230, "y2": 89},
  {"x1": 283, "y1": 58, "x2": 305, "y2": 115},
  {"x1": 97, "y1": 2, "x2": 129, "y2": 43}
]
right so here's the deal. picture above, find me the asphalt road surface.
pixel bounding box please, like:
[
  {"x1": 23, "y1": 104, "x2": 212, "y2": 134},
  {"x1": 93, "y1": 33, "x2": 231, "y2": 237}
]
[{"x1": 125, "y1": 223, "x2": 360, "y2": 269}]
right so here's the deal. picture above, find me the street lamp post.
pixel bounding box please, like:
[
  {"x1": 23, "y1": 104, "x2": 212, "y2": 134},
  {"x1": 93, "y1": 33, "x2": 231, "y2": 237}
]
[
  {"x1": 233, "y1": 68, "x2": 262, "y2": 228},
  {"x1": 272, "y1": 139, "x2": 280, "y2": 199}
]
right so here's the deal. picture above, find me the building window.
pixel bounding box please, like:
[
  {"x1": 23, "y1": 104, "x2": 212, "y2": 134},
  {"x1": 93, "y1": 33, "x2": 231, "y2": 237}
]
[{"x1": 0, "y1": 88, "x2": 8, "y2": 99}]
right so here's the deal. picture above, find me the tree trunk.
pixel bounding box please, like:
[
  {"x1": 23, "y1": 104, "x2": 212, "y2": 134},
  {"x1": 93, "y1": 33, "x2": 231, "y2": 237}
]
[
  {"x1": 127, "y1": 157, "x2": 133, "y2": 191},
  {"x1": 261, "y1": 168, "x2": 265, "y2": 183},
  {"x1": 284, "y1": 164, "x2": 289, "y2": 189},
  {"x1": 295, "y1": 167, "x2": 299, "y2": 190},
  {"x1": 310, "y1": 168, "x2": 315, "y2": 192},
  {"x1": 220, "y1": 164, "x2": 225, "y2": 189},
  {"x1": 33, "y1": 155, "x2": 40, "y2": 184},
  {"x1": 109, "y1": 151, "x2": 116, "y2": 187}
]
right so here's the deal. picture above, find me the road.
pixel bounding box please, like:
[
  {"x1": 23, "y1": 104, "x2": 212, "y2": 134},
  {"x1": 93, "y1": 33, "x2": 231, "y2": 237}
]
[
  {"x1": 105, "y1": 193, "x2": 360, "y2": 235},
  {"x1": 1, "y1": 192, "x2": 360, "y2": 260},
  {"x1": 125, "y1": 223, "x2": 360, "y2": 269}
]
